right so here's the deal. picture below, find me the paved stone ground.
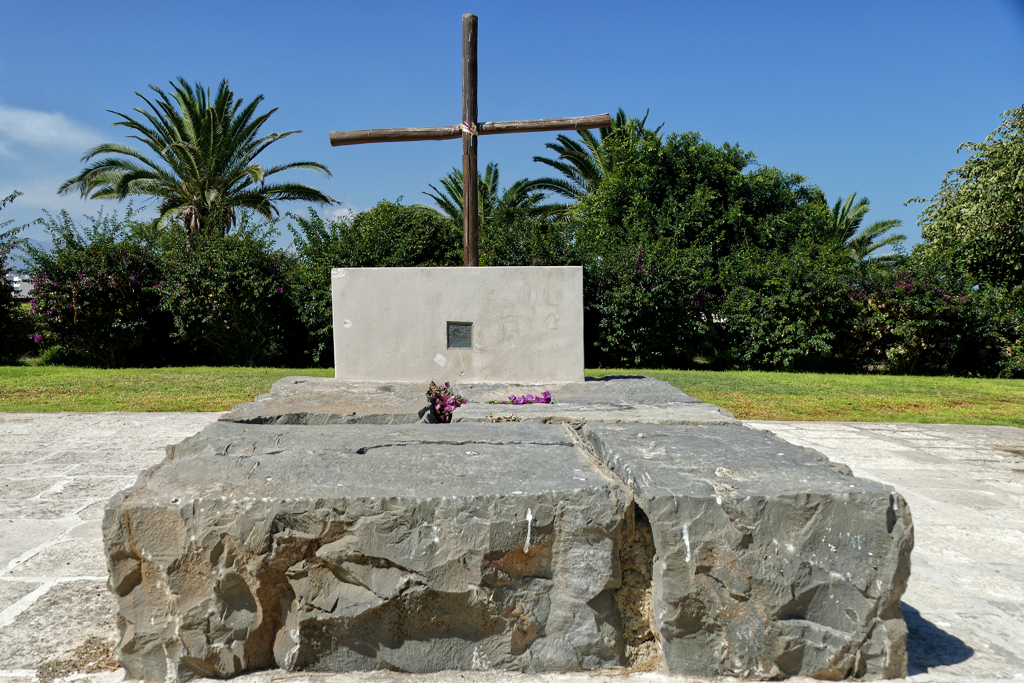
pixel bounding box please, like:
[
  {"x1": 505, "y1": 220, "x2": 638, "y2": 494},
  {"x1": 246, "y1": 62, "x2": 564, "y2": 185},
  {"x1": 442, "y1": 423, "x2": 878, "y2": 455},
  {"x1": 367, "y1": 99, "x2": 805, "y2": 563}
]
[{"x1": 0, "y1": 412, "x2": 1021, "y2": 683}]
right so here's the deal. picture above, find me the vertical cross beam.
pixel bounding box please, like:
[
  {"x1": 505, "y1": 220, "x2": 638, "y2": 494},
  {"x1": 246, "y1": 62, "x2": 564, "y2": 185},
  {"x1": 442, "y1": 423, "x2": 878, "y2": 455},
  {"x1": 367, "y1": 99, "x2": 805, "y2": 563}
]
[
  {"x1": 462, "y1": 14, "x2": 479, "y2": 267},
  {"x1": 328, "y1": 14, "x2": 610, "y2": 267}
]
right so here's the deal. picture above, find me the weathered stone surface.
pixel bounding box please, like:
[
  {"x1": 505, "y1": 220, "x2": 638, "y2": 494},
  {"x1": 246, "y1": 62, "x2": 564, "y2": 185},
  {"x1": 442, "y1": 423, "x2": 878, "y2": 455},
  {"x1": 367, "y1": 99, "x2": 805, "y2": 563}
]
[
  {"x1": 103, "y1": 422, "x2": 631, "y2": 681},
  {"x1": 102, "y1": 379, "x2": 913, "y2": 681},
  {"x1": 583, "y1": 422, "x2": 913, "y2": 679},
  {"x1": 224, "y1": 375, "x2": 734, "y2": 426}
]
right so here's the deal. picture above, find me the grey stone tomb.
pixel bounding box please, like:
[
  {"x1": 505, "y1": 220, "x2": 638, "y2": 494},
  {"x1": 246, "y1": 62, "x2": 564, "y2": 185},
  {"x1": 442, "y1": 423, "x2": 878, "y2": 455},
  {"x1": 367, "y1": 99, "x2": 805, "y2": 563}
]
[{"x1": 103, "y1": 375, "x2": 913, "y2": 681}]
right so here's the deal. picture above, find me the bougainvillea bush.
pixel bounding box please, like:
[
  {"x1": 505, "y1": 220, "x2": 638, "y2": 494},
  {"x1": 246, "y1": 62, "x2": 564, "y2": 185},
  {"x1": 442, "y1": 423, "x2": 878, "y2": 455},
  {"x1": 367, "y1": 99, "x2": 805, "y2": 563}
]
[
  {"x1": 157, "y1": 219, "x2": 303, "y2": 367},
  {"x1": 26, "y1": 208, "x2": 172, "y2": 367},
  {"x1": 0, "y1": 191, "x2": 33, "y2": 363},
  {"x1": 844, "y1": 258, "x2": 992, "y2": 376}
]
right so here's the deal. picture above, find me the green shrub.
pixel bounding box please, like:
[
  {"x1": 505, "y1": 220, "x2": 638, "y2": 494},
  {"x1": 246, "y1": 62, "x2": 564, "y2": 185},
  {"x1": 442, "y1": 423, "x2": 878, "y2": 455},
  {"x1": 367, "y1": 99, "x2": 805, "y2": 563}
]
[
  {"x1": 972, "y1": 286, "x2": 1024, "y2": 378},
  {"x1": 288, "y1": 201, "x2": 461, "y2": 364},
  {"x1": 845, "y1": 258, "x2": 989, "y2": 375},
  {"x1": 717, "y1": 243, "x2": 857, "y2": 370},
  {"x1": 158, "y1": 219, "x2": 302, "y2": 366},
  {"x1": 584, "y1": 241, "x2": 714, "y2": 368},
  {"x1": 561, "y1": 117, "x2": 834, "y2": 369},
  {"x1": 26, "y1": 208, "x2": 171, "y2": 367},
  {"x1": 479, "y1": 209, "x2": 579, "y2": 267},
  {"x1": 1, "y1": 192, "x2": 32, "y2": 363}
]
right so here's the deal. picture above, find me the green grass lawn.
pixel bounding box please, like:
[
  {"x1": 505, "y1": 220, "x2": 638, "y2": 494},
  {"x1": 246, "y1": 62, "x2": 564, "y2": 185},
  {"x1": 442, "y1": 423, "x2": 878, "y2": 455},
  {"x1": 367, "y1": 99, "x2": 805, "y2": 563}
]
[
  {"x1": 589, "y1": 369, "x2": 1024, "y2": 427},
  {"x1": 1, "y1": 366, "x2": 1022, "y2": 426},
  {"x1": 0, "y1": 366, "x2": 334, "y2": 412}
]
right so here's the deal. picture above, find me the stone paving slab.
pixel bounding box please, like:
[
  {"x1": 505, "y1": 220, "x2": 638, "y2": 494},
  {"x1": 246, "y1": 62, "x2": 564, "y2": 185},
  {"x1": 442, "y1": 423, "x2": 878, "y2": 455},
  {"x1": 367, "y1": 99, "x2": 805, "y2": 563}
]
[
  {"x1": 0, "y1": 413, "x2": 225, "y2": 675},
  {"x1": 0, "y1": 412, "x2": 1022, "y2": 682}
]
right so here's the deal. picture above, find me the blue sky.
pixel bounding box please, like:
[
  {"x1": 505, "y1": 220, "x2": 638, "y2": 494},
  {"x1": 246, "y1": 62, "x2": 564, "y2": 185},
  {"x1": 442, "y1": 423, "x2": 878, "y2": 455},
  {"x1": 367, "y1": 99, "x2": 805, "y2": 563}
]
[{"x1": 1, "y1": 0, "x2": 1023, "y2": 247}]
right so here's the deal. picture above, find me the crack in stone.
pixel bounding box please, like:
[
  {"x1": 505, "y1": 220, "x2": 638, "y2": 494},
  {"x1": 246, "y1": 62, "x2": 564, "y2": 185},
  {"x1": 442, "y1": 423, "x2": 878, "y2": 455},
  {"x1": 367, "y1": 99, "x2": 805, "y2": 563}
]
[{"x1": 354, "y1": 438, "x2": 573, "y2": 454}]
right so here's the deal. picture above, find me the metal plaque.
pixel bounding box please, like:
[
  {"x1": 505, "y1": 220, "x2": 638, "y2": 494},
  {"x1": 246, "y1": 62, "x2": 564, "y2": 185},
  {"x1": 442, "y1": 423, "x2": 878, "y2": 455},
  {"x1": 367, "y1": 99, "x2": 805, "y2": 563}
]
[{"x1": 447, "y1": 321, "x2": 473, "y2": 349}]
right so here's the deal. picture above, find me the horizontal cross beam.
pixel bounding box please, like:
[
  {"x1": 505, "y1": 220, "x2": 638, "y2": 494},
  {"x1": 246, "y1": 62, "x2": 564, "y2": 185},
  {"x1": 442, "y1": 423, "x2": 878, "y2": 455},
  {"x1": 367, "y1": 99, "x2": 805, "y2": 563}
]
[{"x1": 329, "y1": 113, "x2": 612, "y2": 147}]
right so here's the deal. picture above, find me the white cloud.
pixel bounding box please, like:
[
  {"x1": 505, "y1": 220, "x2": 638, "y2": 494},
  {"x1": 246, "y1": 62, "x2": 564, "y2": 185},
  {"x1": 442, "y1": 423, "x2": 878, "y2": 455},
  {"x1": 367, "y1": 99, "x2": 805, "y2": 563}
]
[
  {"x1": 329, "y1": 206, "x2": 357, "y2": 220},
  {"x1": 0, "y1": 105, "x2": 102, "y2": 157}
]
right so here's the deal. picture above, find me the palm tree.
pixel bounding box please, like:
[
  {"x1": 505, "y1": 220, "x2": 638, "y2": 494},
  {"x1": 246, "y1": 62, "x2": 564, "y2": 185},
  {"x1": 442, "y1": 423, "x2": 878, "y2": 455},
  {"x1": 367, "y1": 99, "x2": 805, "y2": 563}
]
[
  {"x1": 826, "y1": 192, "x2": 906, "y2": 262},
  {"x1": 59, "y1": 78, "x2": 337, "y2": 240},
  {"x1": 525, "y1": 108, "x2": 662, "y2": 213},
  {"x1": 422, "y1": 162, "x2": 551, "y2": 226}
]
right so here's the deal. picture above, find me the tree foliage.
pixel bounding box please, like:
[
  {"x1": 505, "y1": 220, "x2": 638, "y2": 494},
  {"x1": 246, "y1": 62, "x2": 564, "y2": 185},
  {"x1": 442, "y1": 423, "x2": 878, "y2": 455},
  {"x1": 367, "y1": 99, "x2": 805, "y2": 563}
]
[
  {"x1": 526, "y1": 108, "x2": 661, "y2": 214},
  {"x1": 59, "y1": 78, "x2": 337, "y2": 241},
  {"x1": 26, "y1": 207, "x2": 171, "y2": 367},
  {"x1": 1, "y1": 191, "x2": 33, "y2": 362},
  {"x1": 825, "y1": 192, "x2": 905, "y2": 262},
  {"x1": 422, "y1": 162, "x2": 552, "y2": 226},
  {"x1": 917, "y1": 104, "x2": 1024, "y2": 287},
  {"x1": 572, "y1": 121, "x2": 829, "y2": 261},
  {"x1": 549, "y1": 115, "x2": 833, "y2": 366}
]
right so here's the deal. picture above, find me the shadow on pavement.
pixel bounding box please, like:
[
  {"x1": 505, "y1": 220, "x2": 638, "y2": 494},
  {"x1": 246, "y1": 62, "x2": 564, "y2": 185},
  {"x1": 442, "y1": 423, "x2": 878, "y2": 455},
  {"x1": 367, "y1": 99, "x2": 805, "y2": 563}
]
[
  {"x1": 585, "y1": 374, "x2": 647, "y2": 381},
  {"x1": 903, "y1": 602, "x2": 974, "y2": 674}
]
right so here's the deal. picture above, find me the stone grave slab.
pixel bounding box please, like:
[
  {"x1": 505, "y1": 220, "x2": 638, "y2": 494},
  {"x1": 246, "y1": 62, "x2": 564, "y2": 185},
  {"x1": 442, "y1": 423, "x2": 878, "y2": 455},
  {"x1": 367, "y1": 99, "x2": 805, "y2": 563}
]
[
  {"x1": 103, "y1": 376, "x2": 912, "y2": 681},
  {"x1": 223, "y1": 375, "x2": 736, "y2": 426}
]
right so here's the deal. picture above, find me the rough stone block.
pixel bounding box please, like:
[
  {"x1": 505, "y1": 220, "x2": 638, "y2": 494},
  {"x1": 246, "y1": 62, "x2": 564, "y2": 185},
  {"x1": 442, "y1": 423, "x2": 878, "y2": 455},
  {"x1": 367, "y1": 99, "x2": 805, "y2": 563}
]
[
  {"x1": 103, "y1": 377, "x2": 912, "y2": 681},
  {"x1": 103, "y1": 422, "x2": 631, "y2": 681},
  {"x1": 583, "y1": 422, "x2": 913, "y2": 679}
]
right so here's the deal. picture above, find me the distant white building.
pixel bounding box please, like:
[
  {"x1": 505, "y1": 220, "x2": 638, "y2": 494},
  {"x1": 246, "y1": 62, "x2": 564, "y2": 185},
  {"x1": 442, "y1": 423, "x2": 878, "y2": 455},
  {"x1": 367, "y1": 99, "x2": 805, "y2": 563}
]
[{"x1": 4, "y1": 273, "x2": 33, "y2": 300}]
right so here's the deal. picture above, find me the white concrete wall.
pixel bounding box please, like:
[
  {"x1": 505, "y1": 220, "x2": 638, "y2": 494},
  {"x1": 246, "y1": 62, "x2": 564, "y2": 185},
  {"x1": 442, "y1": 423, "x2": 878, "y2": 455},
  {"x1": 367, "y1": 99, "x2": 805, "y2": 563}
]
[{"x1": 331, "y1": 267, "x2": 584, "y2": 382}]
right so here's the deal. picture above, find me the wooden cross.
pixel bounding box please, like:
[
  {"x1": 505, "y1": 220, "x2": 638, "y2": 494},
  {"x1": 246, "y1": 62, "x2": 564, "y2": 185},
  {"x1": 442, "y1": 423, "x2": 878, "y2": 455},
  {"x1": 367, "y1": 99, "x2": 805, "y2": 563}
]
[{"x1": 329, "y1": 14, "x2": 611, "y2": 266}]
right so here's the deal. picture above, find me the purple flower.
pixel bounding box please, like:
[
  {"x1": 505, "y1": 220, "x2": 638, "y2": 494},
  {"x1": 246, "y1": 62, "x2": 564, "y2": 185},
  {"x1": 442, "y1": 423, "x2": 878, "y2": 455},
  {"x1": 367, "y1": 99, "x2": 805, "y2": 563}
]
[
  {"x1": 501, "y1": 391, "x2": 554, "y2": 405},
  {"x1": 31, "y1": 334, "x2": 42, "y2": 343}
]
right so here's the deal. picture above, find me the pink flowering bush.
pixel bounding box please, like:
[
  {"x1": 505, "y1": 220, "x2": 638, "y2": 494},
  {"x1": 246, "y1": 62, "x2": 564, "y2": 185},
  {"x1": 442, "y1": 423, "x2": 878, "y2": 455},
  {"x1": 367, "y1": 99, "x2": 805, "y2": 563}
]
[
  {"x1": 426, "y1": 381, "x2": 466, "y2": 423},
  {"x1": 26, "y1": 208, "x2": 172, "y2": 367},
  {"x1": 844, "y1": 259, "x2": 990, "y2": 375},
  {"x1": 0, "y1": 191, "x2": 33, "y2": 362}
]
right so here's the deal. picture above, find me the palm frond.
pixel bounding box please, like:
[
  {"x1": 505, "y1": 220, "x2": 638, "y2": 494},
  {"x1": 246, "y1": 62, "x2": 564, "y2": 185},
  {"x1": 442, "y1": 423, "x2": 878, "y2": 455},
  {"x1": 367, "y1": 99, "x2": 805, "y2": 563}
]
[
  {"x1": 60, "y1": 78, "x2": 337, "y2": 241},
  {"x1": 824, "y1": 192, "x2": 905, "y2": 262}
]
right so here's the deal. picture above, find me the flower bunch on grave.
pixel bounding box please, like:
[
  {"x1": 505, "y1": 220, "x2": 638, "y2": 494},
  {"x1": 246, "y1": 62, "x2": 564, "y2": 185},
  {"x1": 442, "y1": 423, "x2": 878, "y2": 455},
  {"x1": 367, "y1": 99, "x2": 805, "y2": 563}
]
[
  {"x1": 486, "y1": 391, "x2": 553, "y2": 405},
  {"x1": 426, "y1": 381, "x2": 466, "y2": 423}
]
